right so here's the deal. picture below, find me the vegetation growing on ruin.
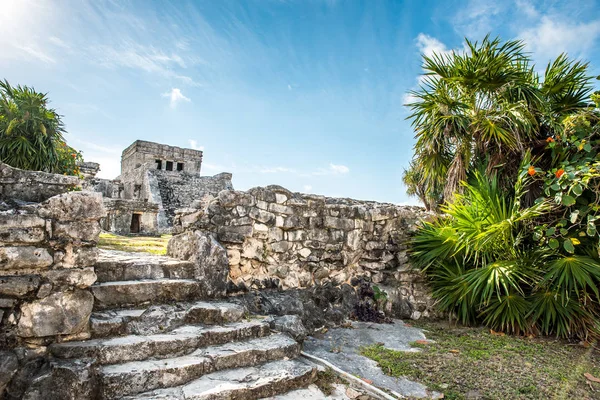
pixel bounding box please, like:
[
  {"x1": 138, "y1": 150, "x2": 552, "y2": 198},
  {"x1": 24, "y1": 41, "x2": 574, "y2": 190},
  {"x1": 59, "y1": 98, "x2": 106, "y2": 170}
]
[
  {"x1": 406, "y1": 36, "x2": 600, "y2": 340},
  {"x1": 0, "y1": 80, "x2": 82, "y2": 175}
]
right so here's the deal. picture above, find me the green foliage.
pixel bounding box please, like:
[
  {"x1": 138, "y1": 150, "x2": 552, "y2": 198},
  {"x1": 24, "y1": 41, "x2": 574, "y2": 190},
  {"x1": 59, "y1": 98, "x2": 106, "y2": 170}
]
[
  {"x1": 411, "y1": 164, "x2": 600, "y2": 339},
  {"x1": 404, "y1": 35, "x2": 593, "y2": 207},
  {"x1": 0, "y1": 80, "x2": 82, "y2": 175}
]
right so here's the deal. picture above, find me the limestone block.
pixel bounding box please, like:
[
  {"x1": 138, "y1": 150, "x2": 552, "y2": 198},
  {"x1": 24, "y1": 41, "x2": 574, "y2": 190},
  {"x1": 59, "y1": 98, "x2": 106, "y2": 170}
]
[
  {"x1": 236, "y1": 205, "x2": 248, "y2": 217},
  {"x1": 275, "y1": 193, "x2": 288, "y2": 204},
  {"x1": 249, "y1": 208, "x2": 276, "y2": 224},
  {"x1": 365, "y1": 241, "x2": 386, "y2": 251},
  {"x1": 230, "y1": 217, "x2": 253, "y2": 226},
  {"x1": 0, "y1": 247, "x2": 53, "y2": 271},
  {"x1": 323, "y1": 216, "x2": 354, "y2": 230},
  {"x1": 268, "y1": 203, "x2": 295, "y2": 215},
  {"x1": 242, "y1": 238, "x2": 265, "y2": 261},
  {"x1": 268, "y1": 227, "x2": 284, "y2": 242},
  {"x1": 167, "y1": 230, "x2": 229, "y2": 298},
  {"x1": 46, "y1": 268, "x2": 97, "y2": 289},
  {"x1": 52, "y1": 221, "x2": 101, "y2": 243},
  {"x1": 271, "y1": 241, "x2": 291, "y2": 253},
  {"x1": 217, "y1": 225, "x2": 253, "y2": 243},
  {"x1": 17, "y1": 290, "x2": 93, "y2": 338},
  {"x1": 227, "y1": 249, "x2": 241, "y2": 265},
  {"x1": 346, "y1": 230, "x2": 361, "y2": 251},
  {"x1": 275, "y1": 216, "x2": 285, "y2": 228},
  {"x1": 0, "y1": 275, "x2": 41, "y2": 297},
  {"x1": 298, "y1": 248, "x2": 311, "y2": 258},
  {"x1": 0, "y1": 214, "x2": 46, "y2": 244},
  {"x1": 0, "y1": 298, "x2": 16, "y2": 307},
  {"x1": 37, "y1": 191, "x2": 105, "y2": 222},
  {"x1": 256, "y1": 200, "x2": 269, "y2": 210},
  {"x1": 217, "y1": 190, "x2": 254, "y2": 207},
  {"x1": 285, "y1": 230, "x2": 306, "y2": 242}
]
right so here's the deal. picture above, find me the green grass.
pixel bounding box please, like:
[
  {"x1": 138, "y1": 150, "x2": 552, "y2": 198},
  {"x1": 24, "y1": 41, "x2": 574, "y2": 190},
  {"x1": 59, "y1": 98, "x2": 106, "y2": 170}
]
[
  {"x1": 361, "y1": 320, "x2": 600, "y2": 400},
  {"x1": 98, "y1": 233, "x2": 171, "y2": 255}
]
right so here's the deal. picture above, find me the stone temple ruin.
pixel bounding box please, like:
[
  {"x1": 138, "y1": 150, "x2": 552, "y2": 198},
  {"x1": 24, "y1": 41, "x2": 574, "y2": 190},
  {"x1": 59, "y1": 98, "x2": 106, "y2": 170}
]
[
  {"x1": 82, "y1": 140, "x2": 233, "y2": 234},
  {"x1": 0, "y1": 141, "x2": 435, "y2": 399}
]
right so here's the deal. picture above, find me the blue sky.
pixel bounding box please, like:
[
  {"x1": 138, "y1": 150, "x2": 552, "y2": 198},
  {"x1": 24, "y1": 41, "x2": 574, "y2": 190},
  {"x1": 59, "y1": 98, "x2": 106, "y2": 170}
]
[{"x1": 2, "y1": 0, "x2": 600, "y2": 204}]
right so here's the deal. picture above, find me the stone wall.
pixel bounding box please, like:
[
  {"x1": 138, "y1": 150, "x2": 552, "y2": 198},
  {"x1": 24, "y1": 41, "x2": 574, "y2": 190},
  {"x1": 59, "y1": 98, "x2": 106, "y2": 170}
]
[
  {"x1": 0, "y1": 163, "x2": 81, "y2": 203},
  {"x1": 170, "y1": 185, "x2": 435, "y2": 319},
  {"x1": 0, "y1": 164, "x2": 105, "y2": 348},
  {"x1": 153, "y1": 171, "x2": 233, "y2": 228}
]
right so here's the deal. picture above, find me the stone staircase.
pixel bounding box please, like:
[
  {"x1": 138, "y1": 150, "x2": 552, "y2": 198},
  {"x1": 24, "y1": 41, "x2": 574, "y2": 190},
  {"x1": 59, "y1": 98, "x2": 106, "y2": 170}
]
[{"x1": 48, "y1": 249, "x2": 318, "y2": 399}]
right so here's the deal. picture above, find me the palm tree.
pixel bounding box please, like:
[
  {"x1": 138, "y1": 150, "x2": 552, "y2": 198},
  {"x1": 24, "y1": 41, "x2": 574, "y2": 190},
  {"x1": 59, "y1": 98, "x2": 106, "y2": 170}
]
[
  {"x1": 404, "y1": 36, "x2": 593, "y2": 206},
  {"x1": 0, "y1": 80, "x2": 70, "y2": 173}
]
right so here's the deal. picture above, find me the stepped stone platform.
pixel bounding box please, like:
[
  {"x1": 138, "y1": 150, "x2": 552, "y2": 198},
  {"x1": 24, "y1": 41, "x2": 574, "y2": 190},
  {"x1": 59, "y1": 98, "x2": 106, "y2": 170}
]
[{"x1": 47, "y1": 249, "x2": 322, "y2": 399}]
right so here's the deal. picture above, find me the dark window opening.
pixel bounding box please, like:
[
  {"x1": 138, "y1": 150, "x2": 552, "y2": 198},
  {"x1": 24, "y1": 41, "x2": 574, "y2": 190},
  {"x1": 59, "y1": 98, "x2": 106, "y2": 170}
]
[
  {"x1": 130, "y1": 213, "x2": 141, "y2": 233},
  {"x1": 166, "y1": 161, "x2": 173, "y2": 171},
  {"x1": 155, "y1": 159, "x2": 162, "y2": 170},
  {"x1": 177, "y1": 162, "x2": 184, "y2": 171}
]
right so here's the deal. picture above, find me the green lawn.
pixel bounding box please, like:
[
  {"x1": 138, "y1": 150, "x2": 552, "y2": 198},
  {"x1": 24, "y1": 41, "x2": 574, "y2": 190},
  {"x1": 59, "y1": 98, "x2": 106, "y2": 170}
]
[
  {"x1": 98, "y1": 232, "x2": 171, "y2": 255},
  {"x1": 362, "y1": 321, "x2": 600, "y2": 400}
]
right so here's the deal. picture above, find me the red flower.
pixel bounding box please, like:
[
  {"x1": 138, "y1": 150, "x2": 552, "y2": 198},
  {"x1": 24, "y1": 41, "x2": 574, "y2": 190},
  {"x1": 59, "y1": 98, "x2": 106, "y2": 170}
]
[
  {"x1": 546, "y1": 137, "x2": 554, "y2": 143},
  {"x1": 556, "y1": 169, "x2": 565, "y2": 178},
  {"x1": 528, "y1": 166, "x2": 536, "y2": 176}
]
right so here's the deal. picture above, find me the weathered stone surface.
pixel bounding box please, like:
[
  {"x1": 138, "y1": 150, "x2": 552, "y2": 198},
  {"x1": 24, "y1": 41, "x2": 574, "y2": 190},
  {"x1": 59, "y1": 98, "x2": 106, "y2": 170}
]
[
  {"x1": 0, "y1": 247, "x2": 53, "y2": 271},
  {"x1": 0, "y1": 350, "x2": 18, "y2": 396},
  {"x1": 0, "y1": 162, "x2": 80, "y2": 203},
  {"x1": 0, "y1": 275, "x2": 41, "y2": 297},
  {"x1": 167, "y1": 231, "x2": 229, "y2": 298},
  {"x1": 21, "y1": 359, "x2": 95, "y2": 400},
  {"x1": 92, "y1": 279, "x2": 200, "y2": 310},
  {"x1": 99, "y1": 333, "x2": 299, "y2": 398},
  {"x1": 269, "y1": 315, "x2": 308, "y2": 342},
  {"x1": 46, "y1": 268, "x2": 97, "y2": 289},
  {"x1": 0, "y1": 214, "x2": 46, "y2": 244},
  {"x1": 51, "y1": 221, "x2": 101, "y2": 243},
  {"x1": 37, "y1": 191, "x2": 106, "y2": 222},
  {"x1": 17, "y1": 290, "x2": 94, "y2": 338},
  {"x1": 125, "y1": 359, "x2": 317, "y2": 400}
]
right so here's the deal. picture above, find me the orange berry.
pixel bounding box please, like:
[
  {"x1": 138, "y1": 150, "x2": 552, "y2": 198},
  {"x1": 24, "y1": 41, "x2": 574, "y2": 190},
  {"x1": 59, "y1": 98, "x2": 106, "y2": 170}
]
[
  {"x1": 556, "y1": 169, "x2": 565, "y2": 178},
  {"x1": 546, "y1": 137, "x2": 554, "y2": 143}
]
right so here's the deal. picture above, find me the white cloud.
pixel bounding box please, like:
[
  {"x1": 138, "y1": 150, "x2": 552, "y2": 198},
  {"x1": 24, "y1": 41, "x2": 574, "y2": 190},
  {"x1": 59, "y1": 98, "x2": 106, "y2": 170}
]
[
  {"x1": 515, "y1": 0, "x2": 538, "y2": 18},
  {"x1": 453, "y1": 0, "x2": 504, "y2": 38},
  {"x1": 416, "y1": 33, "x2": 449, "y2": 58},
  {"x1": 328, "y1": 163, "x2": 349, "y2": 174},
  {"x1": 162, "y1": 88, "x2": 191, "y2": 109},
  {"x1": 520, "y1": 16, "x2": 600, "y2": 61},
  {"x1": 314, "y1": 163, "x2": 350, "y2": 175},
  {"x1": 188, "y1": 139, "x2": 204, "y2": 151},
  {"x1": 303, "y1": 185, "x2": 313, "y2": 192}
]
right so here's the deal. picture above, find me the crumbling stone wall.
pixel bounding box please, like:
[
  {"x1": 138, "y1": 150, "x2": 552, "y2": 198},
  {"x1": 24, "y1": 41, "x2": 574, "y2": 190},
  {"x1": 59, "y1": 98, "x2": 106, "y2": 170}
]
[
  {"x1": 171, "y1": 185, "x2": 435, "y2": 319},
  {"x1": 0, "y1": 163, "x2": 105, "y2": 399},
  {"x1": 153, "y1": 171, "x2": 233, "y2": 227}
]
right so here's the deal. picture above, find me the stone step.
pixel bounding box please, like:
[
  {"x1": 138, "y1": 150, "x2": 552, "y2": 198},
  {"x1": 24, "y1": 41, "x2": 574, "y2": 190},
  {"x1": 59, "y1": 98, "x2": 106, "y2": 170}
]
[
  {"x1": 90, "y1": 301, "x2": 247, "y2": 337},
  {"x1": 95, "y1": 249, "x2": 195, "y2": 282},
  {"x1": 50, "y1": 320, "x2": 270, "y2": 365},
  {"x1": 123, "y1": 358, "x2": 318, "y2": 400},
  {"x1": 91, "y1": 279, "x2": 200, "y2": 310},
  {"x1": 98, "y1": 333, "x2": 300, "y2": 399}
]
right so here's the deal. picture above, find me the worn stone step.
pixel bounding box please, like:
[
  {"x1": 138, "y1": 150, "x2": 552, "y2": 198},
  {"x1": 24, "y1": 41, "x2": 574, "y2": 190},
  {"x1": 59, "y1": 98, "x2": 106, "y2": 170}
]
[
  {"x1": 99, "y1": 333, "x2": 300, "y2": 399},
  {"x1": 90, "y1": 301, "x2": 247, "y2": 338},
  {"x1": 95, "y1": 249, "x2": 195, "y2": 282},
  {"x1": 123, "y1": 358, "x2": 318, "y2": 400},
  {"x1": 50, "y1": 320, "x2": 270, "y2": 364},
  {"x1": 91, "y1": 279, "x2": 200, "y2": 310}
]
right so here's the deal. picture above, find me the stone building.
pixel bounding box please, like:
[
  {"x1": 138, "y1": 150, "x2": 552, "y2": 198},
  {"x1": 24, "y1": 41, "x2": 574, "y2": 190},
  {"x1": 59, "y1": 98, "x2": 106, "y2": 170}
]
[{"x1": 83, "y1": 140, "x2": 233, "y2": 234}]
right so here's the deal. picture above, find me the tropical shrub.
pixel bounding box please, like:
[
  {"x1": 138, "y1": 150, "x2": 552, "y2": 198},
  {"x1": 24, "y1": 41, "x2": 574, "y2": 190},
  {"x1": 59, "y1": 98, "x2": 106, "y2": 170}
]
[
  {"x1": 0, "y1": 80, "x2": 82, "y2": 175},
  {"x1": 403, "y1": 36, "x2": 593, "y2": 210}
]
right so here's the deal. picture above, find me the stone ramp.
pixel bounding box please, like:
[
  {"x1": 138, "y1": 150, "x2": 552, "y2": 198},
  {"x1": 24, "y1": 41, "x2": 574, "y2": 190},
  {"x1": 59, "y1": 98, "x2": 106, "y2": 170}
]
[{"x1": 47, "y1": 248, "x2": 319, "y2": 399}]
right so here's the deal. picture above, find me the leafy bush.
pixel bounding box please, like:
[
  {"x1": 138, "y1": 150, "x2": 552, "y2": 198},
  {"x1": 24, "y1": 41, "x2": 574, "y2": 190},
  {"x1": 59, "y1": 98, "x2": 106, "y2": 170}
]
[
  {"x1": 412, "y1": 163, "x2": 600, "y2": 339},
  {"x1": 0, "y1": 80, "x2": 82, "y2": 175}
]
